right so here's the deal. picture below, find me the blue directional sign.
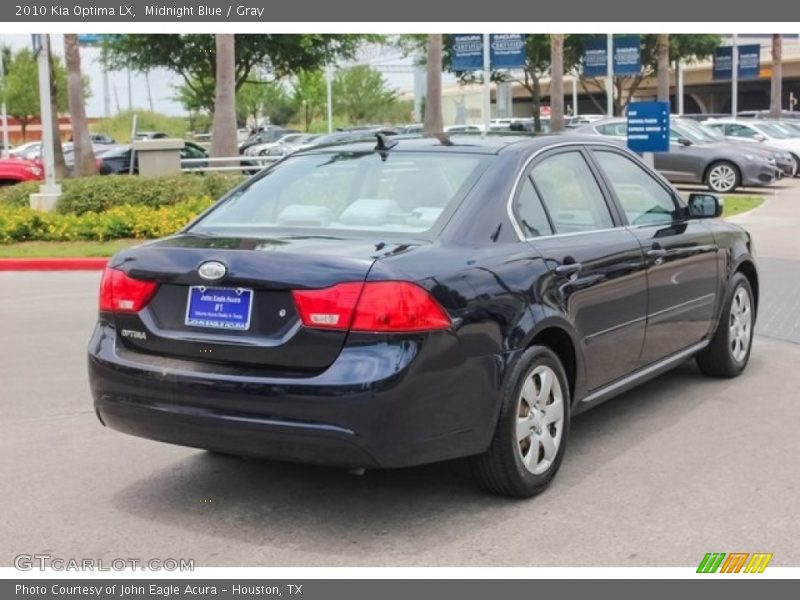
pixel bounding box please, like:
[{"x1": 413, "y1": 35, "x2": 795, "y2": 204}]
[
  {"x1": 713, "y1": 44, "x2": 761, "y2": 80},
  {"x1": 452, "y1": 34, "x2": 483, "y2": 71},
  {"x1": 489, "y1": 34, "x2": 527, "y2": 69},
  {"x1": 77, "y1": 34, "x2": 109, "y2": 46},
  {"x1": 582, "y1": 36, "x2": 642, "y2": 77},
  {"x1": 627, "y1": 101, "x2": 670, "y2": 153}
]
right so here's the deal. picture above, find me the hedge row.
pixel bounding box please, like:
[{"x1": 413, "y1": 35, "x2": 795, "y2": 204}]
[
  {"x1": 0, "y1": 197, "x2": 215, "y2": 243},
  {"x1": 0, "y1": 173, "x2": 244, "y2": 214}
]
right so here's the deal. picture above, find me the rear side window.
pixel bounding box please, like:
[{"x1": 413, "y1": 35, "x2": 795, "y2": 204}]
[
  {"x1": 191, "y1": 151, "x2": 486, "y2": 235},
  {"x1": 513, "y1": 178, "x2": 553, "y2": 238},
  {"x1": 529, "y1": 151, "x2": 614, "y2": 233}
]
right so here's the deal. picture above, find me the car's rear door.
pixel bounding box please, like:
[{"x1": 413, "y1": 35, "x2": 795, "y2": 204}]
[
  {"x1": 513, "y1": 146, "x2": 648, "y2": 391},
  {"x1": 589, "y1": 146, "x2": 719, "y2": 363}
]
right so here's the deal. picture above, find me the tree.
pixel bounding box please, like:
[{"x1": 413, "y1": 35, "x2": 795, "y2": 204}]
[
  {"x1": 425, "y1": 35, "x2": 443, "y2": 134},
  {"x1": 333, "y1": 66, "x2": 396, "y2": 125},
  {"x1": 0, "y1": 47, "x2": 69, "y2": 142},
  {"x1": 577, "y1": 34, "x2": 720, "y2": 115},
  {"x1": 64, "y1": 34, "x2": 96, "y2": 176},
  {"x1": 656, "y1": 34, "x2": 670, "y2": 102},
  {"x1": 46, "y1": 36, "x2": 67, "y2": 178},
  {"x1": 550, "y1": 35, "x2": 565, "y2": 132},
  {"x1": 770, "y1": 34, "x2": 783, "y2": 118},
  {"x1": 102, "y1": 34, "x2": 377, "y2": 113},
  {"x1": 211, "y1": 34, "x2": 238, "y2": 159},
  {"x1": 291, "y1": 69, "x2": 326, "y2": 132}
]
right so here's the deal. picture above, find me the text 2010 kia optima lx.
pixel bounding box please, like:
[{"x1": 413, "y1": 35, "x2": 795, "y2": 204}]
[{"x1": 89, "y1": 134, "x2": 757, "y2": 497}]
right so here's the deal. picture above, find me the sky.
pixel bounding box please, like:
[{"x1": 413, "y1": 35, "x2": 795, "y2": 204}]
[{"x1": 1, "y1": 34, "x2": 438, "y2": 118}]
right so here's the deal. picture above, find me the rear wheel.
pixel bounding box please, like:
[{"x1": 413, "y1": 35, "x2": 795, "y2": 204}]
[
  {"x1": 706, "y1": 161, "x2": 740, "y2": 193},
  {"x1": 470, "y1": 346, "x2": 570, "y2": 498},
  {"x1": 696, "y1": 273, "x2": 754, "y2": 377}
]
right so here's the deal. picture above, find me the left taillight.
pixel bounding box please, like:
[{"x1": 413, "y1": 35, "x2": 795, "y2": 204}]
[{"x1": 99, "y1": 267, "x2": 158, "y2": 313}]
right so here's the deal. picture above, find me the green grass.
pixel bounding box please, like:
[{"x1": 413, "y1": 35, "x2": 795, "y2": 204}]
[
  {"x1": 721, "y1": 195, "x2": 764, "y2": 217},
  {"x1": 0, "y1": 239, "x2": 140, "y2": 258}
]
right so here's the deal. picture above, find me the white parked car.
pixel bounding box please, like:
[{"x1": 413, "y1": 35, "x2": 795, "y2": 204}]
[{"x1": 704, "y1": 119, "x2": 800, "y2": 174}]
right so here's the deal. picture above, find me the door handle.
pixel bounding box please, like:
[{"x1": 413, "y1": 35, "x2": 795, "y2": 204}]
[
  {"x1": 554, "y1": 262, "x2": 582, "y2": 276},
  {"x1": 646, "y1": 248, "x2": 667, "y2": 259}
]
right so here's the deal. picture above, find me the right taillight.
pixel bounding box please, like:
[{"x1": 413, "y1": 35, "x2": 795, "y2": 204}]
[
  {"x1": 292, "y1": 281, "x2": 451, "y2": 333},
  {"x1": 99, "y1": 267, "x2": 158, "y2": 313}
]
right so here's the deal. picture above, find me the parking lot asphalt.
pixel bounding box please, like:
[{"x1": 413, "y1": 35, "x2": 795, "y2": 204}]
[{"x1": 2, "y1": 182, "x2": 800, "y2": 568}]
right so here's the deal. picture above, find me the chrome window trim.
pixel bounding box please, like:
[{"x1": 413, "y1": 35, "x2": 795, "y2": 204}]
[{"x1": 506, "y1": 140, "x2": 643, "y2": 242}]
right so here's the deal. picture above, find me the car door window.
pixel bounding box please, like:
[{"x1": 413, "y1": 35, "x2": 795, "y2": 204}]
[
  {"x1": 513, "y1": 177, "x2": 554, "y2": 238},
  {"x1": 529, "y1": 151, "x2": 614, "y2": 233},
  {"x1": 595, "y1": 122, "x2": 626, "y2": 137},
  {"x1": 727, "y1": 123, "x2": 758, "y2": 139},
  {"x1": 593, "y1": 150, "x2": 678, "y2": 226}
]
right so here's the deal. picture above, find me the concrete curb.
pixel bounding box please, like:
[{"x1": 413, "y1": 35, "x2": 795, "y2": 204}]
[{"x1": 0, "y1": 258, "x2": 108, "y2": 271}]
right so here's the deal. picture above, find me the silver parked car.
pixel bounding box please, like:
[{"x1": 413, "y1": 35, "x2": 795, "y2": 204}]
[{"x1": 570, "y1": 117, "x2": 780, "y2": 193}]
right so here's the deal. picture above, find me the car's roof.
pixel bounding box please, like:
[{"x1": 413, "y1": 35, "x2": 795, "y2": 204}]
[{"x1": 295, "y1": 133, "x2": 613, "y2": 157}]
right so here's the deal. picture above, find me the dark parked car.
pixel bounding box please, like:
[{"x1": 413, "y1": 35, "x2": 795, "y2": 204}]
[
  {"x1": 89, "y1": 135, "x2": 757, "y2": 497},
  {"x1": 98, "y1": 141, "x2": 209, "y2": 174},
  {"x1": 571, "y1": 117, "x2": 780, "y2": 193}
]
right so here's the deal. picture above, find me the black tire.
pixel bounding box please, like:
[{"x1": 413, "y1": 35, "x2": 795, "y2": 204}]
[
  {"x1": 469, "y1": 345, "x2": 571, "y2": 498},
  {"x1": 705, "y1": 160, "x2": 740, "y2": 194},
  {"x1": 696, "y1": 272, "x2": 755, "y2": 378},
  {"x1": 790, "y1": 154, "x2": 800, "y2": 178}
]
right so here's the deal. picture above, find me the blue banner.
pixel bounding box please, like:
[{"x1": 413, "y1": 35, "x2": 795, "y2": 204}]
[
  {"x1": 452, "y1": 34, "x2": 483, "y2": 71},
  {"x1": 713, "y1": 44, "x2": 761, "y2": 80},
  {"x1": 738, "y1": 44, "x2": 761, "y2": 80},
  {"x1": 582, "y1": 36, "x2": 642, "y2": 77},
  {"x1": 627, "y1": 101, "x2": 670, "y2": 153},
  {"x1": 583, "y1": 38, "x2": 608, "y2": 77},
  {"x1": 490, "y1": 34, "x2": 527, "y2": 69},
  {"x1": 613, "y1": 36, "x2": 642, "y2": 76},
  {"x1": 77, "y1": 34, "x2": 108, "y2": 46}
]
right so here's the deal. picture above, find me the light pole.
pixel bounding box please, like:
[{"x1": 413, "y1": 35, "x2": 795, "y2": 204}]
[
  {"x1": 731, "y1": 33, "x2": 739, "y2": 117},
  {"x1": 30, "y1": 34, "x2": 61, "y2": 211},
  {"x1": 0, "y1": 45, "x2": 9, "y2": 157}
]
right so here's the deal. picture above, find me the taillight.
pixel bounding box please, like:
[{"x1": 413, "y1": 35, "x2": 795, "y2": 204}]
[
  {"x1": 292, "y1": 281, "x2": 451, "y2": 333},
  {"x1": 98, "y1": 267, "x2": 158, "y2": 313}
]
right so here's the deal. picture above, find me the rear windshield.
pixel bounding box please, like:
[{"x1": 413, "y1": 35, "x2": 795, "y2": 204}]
[{"x1": 190, "y1": 150, "x2": 486, "y2": 235}]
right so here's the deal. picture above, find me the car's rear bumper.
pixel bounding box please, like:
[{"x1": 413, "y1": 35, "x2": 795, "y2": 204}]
[{"x1": 88, "y1": 322, "x2": 506, "y2": 469}]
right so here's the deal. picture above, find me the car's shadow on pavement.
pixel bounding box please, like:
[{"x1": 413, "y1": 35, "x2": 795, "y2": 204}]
[{"x1": 109, "y1": 354, "x2": 761, "y2": 562}]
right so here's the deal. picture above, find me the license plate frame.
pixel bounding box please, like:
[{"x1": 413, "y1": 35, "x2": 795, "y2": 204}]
[{"x1": 184, "y1": 286, "x2": 254, "y2": 331}]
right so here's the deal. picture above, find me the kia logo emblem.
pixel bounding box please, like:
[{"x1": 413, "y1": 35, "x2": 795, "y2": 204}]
[{"x1": 198, "y1": 261, "x2": 227, "y2": 281}]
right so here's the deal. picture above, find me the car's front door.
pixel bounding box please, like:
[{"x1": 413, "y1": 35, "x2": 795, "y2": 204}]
[
  {"x1": 590, "y1": 148, "x2": 719, "y2": 364},
  {"x1": 512, "y1": 147, "x2": 648, "y2": 391}
]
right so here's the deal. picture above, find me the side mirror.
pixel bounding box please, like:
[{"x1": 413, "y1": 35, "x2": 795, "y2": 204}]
[
  {"x1": 677, "y1": 137, "x2": 693, "y2": 147},
  {"x1": 687, "y1": 193, "x2": 723, "y2": 218}
]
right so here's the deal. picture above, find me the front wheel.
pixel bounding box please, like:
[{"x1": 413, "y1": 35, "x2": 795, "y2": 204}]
[
  {"x1": 469, "y1": 346, "x2": 570, "y2": 498},
  {"x1": 696, "y1": 272, "x2": 755, "y2": 377},
  {"x1": 706, "y1": 161, "x2": 740, "y2": 193}
]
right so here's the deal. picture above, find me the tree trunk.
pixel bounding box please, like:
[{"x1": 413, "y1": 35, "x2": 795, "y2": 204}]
[
  {"x1": 770, "y1": 34, "x2": 783, "y2": 119},
  {"x1": 211, "y1": 34, "x2": 238, "y2": 160},
  {"x1": 550, "y1": 34, "x2": 565, "y2": 132},
  {"x1": 424, "y1": 35, "x2": 443, "y2": 135},
  {"x1": 64, "y1": 34, "x2": 96, "y2": 177},
  {"x1": 47, "y1": 35, "x2": 67, "y2": 178},
  {"x1": 532, "y1": 77, "x2": 542, "y2": 132},
  {"x1": 656, "y1": 34, "x2": 670, "y2": 103}
]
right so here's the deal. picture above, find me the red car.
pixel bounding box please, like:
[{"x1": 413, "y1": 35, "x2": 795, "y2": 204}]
[{"x1": 0, "y1": 157, "x2": 43, "y2": 186}]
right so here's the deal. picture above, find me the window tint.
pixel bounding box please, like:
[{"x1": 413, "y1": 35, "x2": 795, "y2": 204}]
[
  {"x1": 596, "y1": 122, "x2": 627, "y2": 137},
  {"x1": 529, "y1": 151, "x2": 613, "y2": 233},
  {"x1": 727, "y1": 123, "x2": 758, "y2": 138},
  {"x1": 191, "y1": 152, "x2": 485, "y2": 235},
  {"x1": 594, "y1": 150, "x2": 677, "y2": 226},
  {"x1": 513, "y1": 177, "x2": 553, "y2": 237}
]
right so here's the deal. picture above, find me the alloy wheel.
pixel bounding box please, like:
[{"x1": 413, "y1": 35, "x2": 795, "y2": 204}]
[
  {"x1": 516, "y1": 365, "x2": 564, "y2": 476},
  {"x1": 708, "y1": 164, "x2": 737, "y2": 193},
  {"x1": 729, "y1": 286, "x2": 752, "y2": 363}
]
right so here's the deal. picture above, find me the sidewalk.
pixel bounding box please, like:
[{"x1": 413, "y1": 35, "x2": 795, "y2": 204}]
[{"x1": 728, "y1": 178, "x2": 800, "y2": 345}]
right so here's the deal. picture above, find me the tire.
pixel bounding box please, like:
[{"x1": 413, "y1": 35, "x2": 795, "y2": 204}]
[
  {"x1": 706, "y1": 161, "x2": 740, "y2": 193},
  {"x1": 790, "y1": 154, "x2": 800, "y2": 178},
  {"x1": 696, "y1": 272, "x2": 755, "y2": 378},
  {"x1": 469, "y1": 346, "x2": 571, "y2": 498}
]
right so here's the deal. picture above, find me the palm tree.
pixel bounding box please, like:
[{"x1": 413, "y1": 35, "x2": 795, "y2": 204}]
[
  {"x1": 64, "y1": 34, "x2": 96, "y2": 176},
  {"x1": 211, "y1": 34, "x2": 238, "y2": 159},
  {"x1": 549, "y1": 34, "x2": 565, "y2": 132},
  {"x1": 769, "y1": 34, "x2": 783, "y2": 118},
  {"x1": 424, "y1": 34, "x2": 443, "y2": 134},
  {"x1": 656, "y1": 34, "x2": 670, "y2": 103}
]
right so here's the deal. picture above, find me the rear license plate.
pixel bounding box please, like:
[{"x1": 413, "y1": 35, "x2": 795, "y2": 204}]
[{"x1": 185, "y1": 286, "x2": 253, "y2": 330}]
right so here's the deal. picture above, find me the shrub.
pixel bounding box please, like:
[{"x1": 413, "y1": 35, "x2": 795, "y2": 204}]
[
  {"x1": 0, "y1": 173, "x2": 244, "y2": 214},
  {"x1": 0, "y1": 197, "x2": 215, "y2": 244}
]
